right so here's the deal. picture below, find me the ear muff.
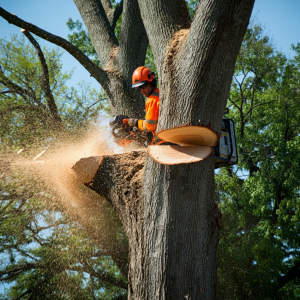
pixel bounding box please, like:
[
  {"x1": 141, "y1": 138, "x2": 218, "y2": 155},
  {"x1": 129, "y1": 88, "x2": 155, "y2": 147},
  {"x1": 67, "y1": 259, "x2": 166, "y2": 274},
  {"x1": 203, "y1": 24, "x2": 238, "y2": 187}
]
[
  {"x1": 151, "y1": 78, "x2": 157, "y2": 87},
  {"x1": 148, "y1": 72, "x2": 154, "y2": 80}
]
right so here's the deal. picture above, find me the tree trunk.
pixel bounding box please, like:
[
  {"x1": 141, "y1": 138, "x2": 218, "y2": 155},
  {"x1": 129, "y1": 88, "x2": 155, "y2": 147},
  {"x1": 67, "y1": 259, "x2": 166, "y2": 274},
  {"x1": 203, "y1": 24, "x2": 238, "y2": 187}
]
[
  {"x1": 2, "y1": 0, "x2": 255, "y2": 298},
  {"x1": 134, "y1": 156, "x2": 219, "y2": 299},
  {"x1": 131, "y1": 1, "x2": 254, "y2": 298},
  {"x1": 73, "y1": 0, "x2": 149, "y2": 118},
  {"x1": 72, "y1": 1, "x2": 254, "y2": 298},
  {"x1": 72, "y1": 151, "x2": 218, "y2": 299}
]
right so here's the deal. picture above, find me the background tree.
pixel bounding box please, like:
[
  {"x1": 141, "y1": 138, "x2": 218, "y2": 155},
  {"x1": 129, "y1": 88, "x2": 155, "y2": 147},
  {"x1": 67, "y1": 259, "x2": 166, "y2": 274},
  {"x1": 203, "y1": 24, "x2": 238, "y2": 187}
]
[
  {"x1": 0, "y1": 170, "x2": 127, "y2": 300},
  {"x1": 0, "y1": 34, "x2": 108, "y2": 150},
  {"x1": 0, "y1": 34, "x2": 128, "y2": 299},
  {"x1": 216, "y1": 23, "x2": 300, "y2": 300}
]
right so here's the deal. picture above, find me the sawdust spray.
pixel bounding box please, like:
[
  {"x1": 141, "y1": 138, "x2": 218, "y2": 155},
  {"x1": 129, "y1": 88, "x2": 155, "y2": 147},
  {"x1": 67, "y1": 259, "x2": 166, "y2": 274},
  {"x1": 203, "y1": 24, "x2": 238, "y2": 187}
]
[{"x1": 7, "y1": 123, "x2": 123, "y2": 245}]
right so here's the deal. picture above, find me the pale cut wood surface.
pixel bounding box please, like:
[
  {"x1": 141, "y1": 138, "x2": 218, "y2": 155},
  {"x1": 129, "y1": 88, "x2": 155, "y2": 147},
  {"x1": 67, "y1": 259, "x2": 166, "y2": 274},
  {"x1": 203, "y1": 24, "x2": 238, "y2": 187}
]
[
  {"x1": 72, "y1": 156, "x2": 104, "y2": 184},
  {"x1": 157, "y1": 126, "x2": 219, "y2": 146},
  {"x1": 148, "y1": 145, "x2": 212, "y2": 165}
]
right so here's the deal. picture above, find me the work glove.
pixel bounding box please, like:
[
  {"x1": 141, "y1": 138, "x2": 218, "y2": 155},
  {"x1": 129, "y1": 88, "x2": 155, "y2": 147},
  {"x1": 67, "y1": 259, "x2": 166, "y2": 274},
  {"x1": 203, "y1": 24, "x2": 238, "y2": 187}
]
[
  {"x1": 109, "y1": 115, "x2": 129, "y2": 127},
  {"x1": 128, "y1": 118, "x2": 139, "y2": 128}
]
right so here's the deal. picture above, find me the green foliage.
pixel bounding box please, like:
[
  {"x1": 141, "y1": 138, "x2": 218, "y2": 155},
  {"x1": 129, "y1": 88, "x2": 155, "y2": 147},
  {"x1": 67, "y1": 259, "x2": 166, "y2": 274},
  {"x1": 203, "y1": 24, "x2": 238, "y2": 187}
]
[
  {"x1": 67, "y1": 18, "x2": 101, "y2": 67},
  {"x1": 0, "y1": 171, "x2": 127, "y2": 300},
  {"x1": 185, "y1": 0, "x2": 198, "y2": 19},
  {"x1": 0, "y1": 35, "x2": 109, "y2": 150},
  {"x1": 216, "y1": 23, "x2": 300, "y2": 299},
  {"x1": 0, "y1": 34, "x2": 122, "y2": 299}
]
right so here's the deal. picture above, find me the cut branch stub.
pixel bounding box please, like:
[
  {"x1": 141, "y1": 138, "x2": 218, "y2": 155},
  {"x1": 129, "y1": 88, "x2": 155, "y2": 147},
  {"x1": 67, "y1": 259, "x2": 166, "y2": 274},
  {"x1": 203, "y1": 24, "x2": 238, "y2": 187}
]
[
  {"x1": 148, "y1": 145, "x2": 212, "y2": 165},
  {"x1": 157, "y1": 125, "x2": 219, "y2": 146},
  {"x1": 71, "y1": 150, "x2": 147, "y2": 235},
  {"x1": 72, "y1": 156, "x2": 104, "y2": 185}
]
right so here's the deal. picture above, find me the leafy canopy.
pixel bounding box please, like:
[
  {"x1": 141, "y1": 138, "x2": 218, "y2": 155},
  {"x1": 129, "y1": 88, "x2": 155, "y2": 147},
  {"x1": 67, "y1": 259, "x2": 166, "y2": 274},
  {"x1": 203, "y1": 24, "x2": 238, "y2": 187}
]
[{"x1": 217, "y1": 23, "x2": 300, "y2": 300}]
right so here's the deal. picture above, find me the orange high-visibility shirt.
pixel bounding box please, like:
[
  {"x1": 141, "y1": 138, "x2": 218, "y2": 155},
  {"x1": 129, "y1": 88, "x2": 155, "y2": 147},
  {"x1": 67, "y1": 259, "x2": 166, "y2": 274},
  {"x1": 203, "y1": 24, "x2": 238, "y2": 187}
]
[{"x1": 138, "y1": 89, "x2": 160, "y2": 135}]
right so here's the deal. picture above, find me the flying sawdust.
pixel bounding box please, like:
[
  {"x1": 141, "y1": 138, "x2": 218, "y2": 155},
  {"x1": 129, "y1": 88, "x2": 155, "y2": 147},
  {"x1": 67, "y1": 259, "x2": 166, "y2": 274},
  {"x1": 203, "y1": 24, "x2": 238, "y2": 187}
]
[{"x1": 7, "y1": 125, "x2": 122, "y2": 243}]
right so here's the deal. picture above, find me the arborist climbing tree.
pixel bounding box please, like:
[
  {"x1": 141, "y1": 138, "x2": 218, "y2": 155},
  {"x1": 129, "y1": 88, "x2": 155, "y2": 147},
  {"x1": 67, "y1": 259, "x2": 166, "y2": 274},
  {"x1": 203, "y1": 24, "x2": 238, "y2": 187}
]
[
  {"x1": 111, "y1": 66, "x2": 165, "y2": 146},
  {"x1": 127, "y1": 67, "x2": 159, "y2": 136}
]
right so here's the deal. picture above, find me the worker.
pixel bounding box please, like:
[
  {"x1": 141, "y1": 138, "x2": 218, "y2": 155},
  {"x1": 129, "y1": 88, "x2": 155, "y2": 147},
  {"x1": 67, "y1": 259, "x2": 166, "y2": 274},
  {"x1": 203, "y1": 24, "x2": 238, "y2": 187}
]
[{"x1": 123, "y1": 66, "x2": 161, "y2": 144}]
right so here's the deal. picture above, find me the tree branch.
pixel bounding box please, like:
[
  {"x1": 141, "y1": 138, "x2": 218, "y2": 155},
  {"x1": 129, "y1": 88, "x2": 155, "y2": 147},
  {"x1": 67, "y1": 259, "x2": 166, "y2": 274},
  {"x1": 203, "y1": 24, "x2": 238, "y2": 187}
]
[
  {"x1": 278, "y1": 260, "x2": 300, "y2": 289},
  {"x1": 0, "y1": 7, "x2": 109, "y2": 87},
  {"x1": 13, "y1": 246, "x2": 38, "y2": 262},
  {"x1": 100, "y1": 0, "x2": 124, "y2": 31},
  {"x1": 12, "y1": 290, "x2": 33, "y2": 300},
  {"x1": 21, "y1": 29, "x2": 62, "y2": 125},
  {"x1": 0, "y1": 90, "x2": 13, "y2": 95},
  {"x1": 0, "y1": 71, "x2": 35, "y2": 100},
  {"x1": 110, "y1": 0, "x2": 123, "y2": 31},
  {"x1": 244, "y1": 100, "x2": 276, "y2": 118},
  {"x1": 0, "y1": 263, "x2": 37, "y2": 281},
  {"x1": 73, "y1": 0, "x2": 119, "y2": 67},
  {"x1": 0, "y1": 199, "x2": 15, "y2": 215},
  {"x1": 70, "y1": 264, "x2": 127, "y2": 290},
  {"x1": 228, "y1": 96, "x2": 242, "y2": 114}
]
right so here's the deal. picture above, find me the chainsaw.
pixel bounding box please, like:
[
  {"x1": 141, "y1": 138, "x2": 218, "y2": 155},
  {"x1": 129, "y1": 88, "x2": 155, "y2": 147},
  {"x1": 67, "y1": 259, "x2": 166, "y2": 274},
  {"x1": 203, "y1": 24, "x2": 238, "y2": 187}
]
[
  {"x1": 109, "y1": 114, "x2": 238, "y2": 169},
  {"x1": 109, "y1": 115, "x2": 153, "y2": 147}
]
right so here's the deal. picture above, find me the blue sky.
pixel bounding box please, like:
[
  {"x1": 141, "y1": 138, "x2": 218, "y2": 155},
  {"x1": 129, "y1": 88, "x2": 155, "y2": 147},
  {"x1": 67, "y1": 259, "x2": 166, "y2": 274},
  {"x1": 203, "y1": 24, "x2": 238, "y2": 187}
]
[
  {"x1": 1, "y1": 0, "x2": 300, "y2": 91},
  {"x1": 0, "y1": 0, "x2": 299, "y2": 294}
]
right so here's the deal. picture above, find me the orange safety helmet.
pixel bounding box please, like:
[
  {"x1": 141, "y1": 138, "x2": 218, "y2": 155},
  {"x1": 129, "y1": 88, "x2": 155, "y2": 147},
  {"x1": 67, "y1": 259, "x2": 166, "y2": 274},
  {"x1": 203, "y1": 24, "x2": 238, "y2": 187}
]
[{"x1": 132, "y1": 66, "x2": 155, "y2": 88}]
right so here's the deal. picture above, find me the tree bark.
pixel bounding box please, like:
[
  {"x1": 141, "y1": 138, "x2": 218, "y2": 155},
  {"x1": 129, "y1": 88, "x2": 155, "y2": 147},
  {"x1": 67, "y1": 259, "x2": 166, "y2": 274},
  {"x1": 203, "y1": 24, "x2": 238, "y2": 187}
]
[
  {"x1": 2, "y1": 0, "x2": 255, "y2": 298},
  {"x1": 72, "y1": 0, "x2": 254, "y2": 298},
  {"x1": 73, "y1": 151, "x2": 218, "y2": 299},
  {"x1": 73, "y1": 0, "x2": 148, "y2": 117}
]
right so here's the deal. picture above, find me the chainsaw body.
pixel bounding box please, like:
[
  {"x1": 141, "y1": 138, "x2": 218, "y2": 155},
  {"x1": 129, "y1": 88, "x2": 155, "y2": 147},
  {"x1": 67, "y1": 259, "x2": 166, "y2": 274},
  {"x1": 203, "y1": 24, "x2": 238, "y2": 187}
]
[
  {"x1": 109, "y1": 115, "x2": 153, "y2": 147},
  {"x1": 213, "y1": 118, "x2": 238, "y2": 168},
  {"x1": 109, "y1": 115, "x2": 238, "y2": 168}
]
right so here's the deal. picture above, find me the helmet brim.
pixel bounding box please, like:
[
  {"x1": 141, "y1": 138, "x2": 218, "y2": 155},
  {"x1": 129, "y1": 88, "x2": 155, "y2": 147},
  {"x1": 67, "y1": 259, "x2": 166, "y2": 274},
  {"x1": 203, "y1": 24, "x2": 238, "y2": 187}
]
[{"x1": 132, "y1": 81, "x2": 147, "y2": 88}]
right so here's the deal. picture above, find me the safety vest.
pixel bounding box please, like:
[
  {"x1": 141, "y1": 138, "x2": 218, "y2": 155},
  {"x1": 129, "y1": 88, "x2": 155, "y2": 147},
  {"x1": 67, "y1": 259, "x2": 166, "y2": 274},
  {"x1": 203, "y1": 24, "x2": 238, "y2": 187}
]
[{"x1": 138, "y1": 88, "x2": 160, "y2": 135}]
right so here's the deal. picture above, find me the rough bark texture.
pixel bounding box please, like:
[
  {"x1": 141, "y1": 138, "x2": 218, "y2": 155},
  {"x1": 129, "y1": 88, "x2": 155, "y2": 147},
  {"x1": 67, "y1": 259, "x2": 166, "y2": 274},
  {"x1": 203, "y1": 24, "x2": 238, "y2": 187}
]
[
  {"x1": 0, "y1": 2, "x2": 146, "y2": 118},
  {"x1": 73, "y1": 150, "x2": 219, "y2": 299},
  {"x1": 2, "y1": 0, "x2": 255, "y2": 298},
  {"x1": 73, "y1": 0, "x2": 148, "y2": 117},
  {"x1": 141, "y1": 156, "x2": 219, "y2": 299},
  {"x1": 82, "y1": 151, "x2": 147, "y2": 283},
  {"x1": 157, "y1": 0, "x2": 255, "y2": 134}
]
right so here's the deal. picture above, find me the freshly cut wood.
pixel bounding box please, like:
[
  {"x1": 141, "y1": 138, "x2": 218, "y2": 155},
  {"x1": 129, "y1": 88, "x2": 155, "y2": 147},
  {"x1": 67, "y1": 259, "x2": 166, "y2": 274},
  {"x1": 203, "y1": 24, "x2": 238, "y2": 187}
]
[
  {"x1": 148, "y1": 145, "x2": 212, "y2": 165},
  {"x1": 71, "y1": 150, "x2": 147, "y2": 186},
  {"x1": 72, "y1": 156, "x2": 104, "y2": 184},
  {"x1": 157, "y1": 126, "x2": 219, "y2": 146}
]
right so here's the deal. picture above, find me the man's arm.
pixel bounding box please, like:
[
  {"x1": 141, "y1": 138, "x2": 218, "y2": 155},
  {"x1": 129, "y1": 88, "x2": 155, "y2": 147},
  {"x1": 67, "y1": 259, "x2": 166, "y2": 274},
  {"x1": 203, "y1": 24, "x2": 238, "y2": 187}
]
[{"x1": 137, "y1": 98, "x2": 159, "y2": 132}]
